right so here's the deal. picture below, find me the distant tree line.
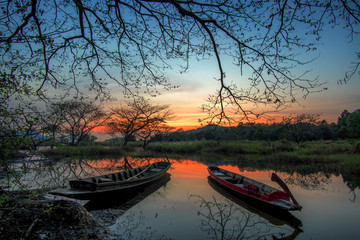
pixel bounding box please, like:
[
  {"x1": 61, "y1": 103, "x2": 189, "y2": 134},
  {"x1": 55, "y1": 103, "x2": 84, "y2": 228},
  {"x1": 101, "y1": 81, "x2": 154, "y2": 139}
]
[
  {"x1": 0, "y1": 97, "x2": 172, "y2": 158},
  {"x1": 1, "y1": 94, "x2": 359, "y2": 161},
  {"x1": 153, "y1": 110, "x2": 360, "y2": 143}
]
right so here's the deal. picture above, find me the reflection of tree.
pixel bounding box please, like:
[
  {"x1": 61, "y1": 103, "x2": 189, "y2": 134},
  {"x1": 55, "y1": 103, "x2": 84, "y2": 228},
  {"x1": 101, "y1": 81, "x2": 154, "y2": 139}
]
[
  {"x1": 337, "y1": 171, "x2": 360, "y2": 203},
  {"x1": 191, "y1": 195, "x2": 294, "y2": 240},
  {"x1": 0, "y1": 157, "x2": 163, "y2": 190},
  {"x1": 342, "y1": 170, "x2": 360, "y2": 191},
  {"x1": 108, "y1": 210, "x2": 169, "y2": 240},
  {"x1": 90, "y1": 173, "x2": 171, "y2": 239},
  {"x1": 284, "y1": 172, "x2": 332, "y2": 191}
]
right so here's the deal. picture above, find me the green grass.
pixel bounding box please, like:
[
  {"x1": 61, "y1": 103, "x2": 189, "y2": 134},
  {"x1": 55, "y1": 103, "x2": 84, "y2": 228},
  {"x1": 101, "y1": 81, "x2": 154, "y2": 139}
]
[
  {"x1": 38, "y1": 139, "x2": 360, "y2": 189},
  {"x1": 329, "y1": 154, "x2": 360, "y2": 169},
  {"x1": 41, "y1": 140, "x2": 360, "y2": 157},
  {"x1": 41, "y1": 140, "x2": 360, "y2": 168},
  {"x1": 41, "y1": 145, "x2": 126, "y2": 157},
  {"x1": 148, "y1": 140, "x2": 274, "y2": 154}
]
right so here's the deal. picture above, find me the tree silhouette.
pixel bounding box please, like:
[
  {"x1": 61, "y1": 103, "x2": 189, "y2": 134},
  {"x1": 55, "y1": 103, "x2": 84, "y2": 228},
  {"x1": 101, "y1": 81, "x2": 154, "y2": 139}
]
[
  {"x1": 282, "y1": 113, "x2": 320, "y2": 143},
  {"x1": 106, "y1": 98, "x2": 172, "y2": 146},
  {"x1": 0, "y1": 0, "x2": 359, "y2": 122},
  {"x1": 337, "y1": 109, "x2": 360, "y2": 139},
  {"x1": 51, "y1": 99, "x2": 107, "y2": 145}
]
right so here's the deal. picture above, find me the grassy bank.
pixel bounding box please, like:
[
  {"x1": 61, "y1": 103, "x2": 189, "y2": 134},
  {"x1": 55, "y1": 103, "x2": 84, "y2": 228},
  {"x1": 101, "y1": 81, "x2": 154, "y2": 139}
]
[
  {"x1": 41, "y1": 145, "x2": 127, "y2": 157},
  {"x1": 147, "y1": 139, "x2": 360, "y2": 155},
  {"x1": 41, "y1": 140, "x2": 360, "y2": 165},
  {"x1": 40, "y1": 140, "x2": 360, "y2": 186}
]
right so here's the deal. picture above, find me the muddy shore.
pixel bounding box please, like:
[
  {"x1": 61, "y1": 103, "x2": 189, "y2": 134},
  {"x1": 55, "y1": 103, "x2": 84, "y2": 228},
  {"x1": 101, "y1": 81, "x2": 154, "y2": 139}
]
[{"x1": 0, "y1": 191, "x2": 123, "y2": 239}]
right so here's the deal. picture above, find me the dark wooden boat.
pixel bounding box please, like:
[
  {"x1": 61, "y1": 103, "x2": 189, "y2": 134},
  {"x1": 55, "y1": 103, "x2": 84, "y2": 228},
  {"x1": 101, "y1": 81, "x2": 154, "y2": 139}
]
[
  {"x1": 85, "y1": 173, "x2": 171, "y2": 211},
  {"x1": 208, "y1": 166, "x2": 302, "y2": 211},
  {"x1": 51, "y1": 161, "x2": 171, "y2": 199}
]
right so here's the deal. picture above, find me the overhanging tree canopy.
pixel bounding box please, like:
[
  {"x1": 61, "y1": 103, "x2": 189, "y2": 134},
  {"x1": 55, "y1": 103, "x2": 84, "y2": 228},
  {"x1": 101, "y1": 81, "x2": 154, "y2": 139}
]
[{"x1": 1, "y1": 0, "x2": 359, "y2": 123}]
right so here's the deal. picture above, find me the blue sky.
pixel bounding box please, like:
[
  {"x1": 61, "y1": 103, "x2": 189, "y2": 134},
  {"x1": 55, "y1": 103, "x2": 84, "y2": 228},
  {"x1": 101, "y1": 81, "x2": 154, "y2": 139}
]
[
  {"x1": 33, "y1": 1, "x2": 359, "y2": 129},
  {"x1": 122, "y1": 23, "x2": 360, "y2": 128}
]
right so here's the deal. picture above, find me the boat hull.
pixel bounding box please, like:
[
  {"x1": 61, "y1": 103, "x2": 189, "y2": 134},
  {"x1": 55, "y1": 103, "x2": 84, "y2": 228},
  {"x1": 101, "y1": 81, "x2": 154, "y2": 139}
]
[
  {"x1": 51, "y1": 173, "x2": 171, "y2": 200},
  {"x1": 51, "y1": 161, "x2": 171, "y2": 199},
  {"x1": 208, "y1": 166, "x2": 300, "y2": 211},
  {"x1": 208, "y1": 176, "x2": 303, "y2": 231}
]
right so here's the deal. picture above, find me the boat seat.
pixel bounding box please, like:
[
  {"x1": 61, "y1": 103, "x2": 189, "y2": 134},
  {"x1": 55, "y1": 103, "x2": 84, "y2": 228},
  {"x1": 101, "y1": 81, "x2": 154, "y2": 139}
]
[
  {"x1": 129, "y1": 169, "x2": 136, "y2": 177},
  {"x1": 259, "y1": 184, "x2": 267, "y2": 194},
  {"x1": 117, "y1": 173, "x2": 124, "y2": 181},
  {"x1": 221, "y1": 177, "x2": 234, "y2": 181},
  {"x1": 237, "y1": 177, "x2": 244, "y2": 184},
  {"x1": 150, "y1": 168, "x2": 162, "y2": 172},
  {"x1": 245, "y1": 184, "x2": 259, "y2": 192},
  {"x1": 97, "y1": 178, "x2": 114, "y2": 183},
  {"x1": 213, "y1": 171, "x2": 226, "y2": 176}
]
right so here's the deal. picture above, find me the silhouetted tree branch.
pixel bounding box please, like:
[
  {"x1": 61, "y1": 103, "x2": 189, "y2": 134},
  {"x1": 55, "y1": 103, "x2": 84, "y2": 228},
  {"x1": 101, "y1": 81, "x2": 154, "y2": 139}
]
[
  {"x1": 106, "y1": 98, "x2": 172, "y2": 146},
  {"x1": 282, "y1": 113, "x2": 320, "y2": 143},
  {"x1": 50, "y1": 99, "x2": 107, "y2": 145},
  {"x1": 0, "y1": 0, "x2": 359, "y2": 122}
]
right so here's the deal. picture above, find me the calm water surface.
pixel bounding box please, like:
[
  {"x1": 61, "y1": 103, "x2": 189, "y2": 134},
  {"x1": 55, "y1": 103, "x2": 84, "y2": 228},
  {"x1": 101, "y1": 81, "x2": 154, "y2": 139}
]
[
  {"x1": 86, "y1": 159, "x2": 360, "y2": 240},
  {"x1": 3, "y1": 157, "x2": 360, "y2": 239}
]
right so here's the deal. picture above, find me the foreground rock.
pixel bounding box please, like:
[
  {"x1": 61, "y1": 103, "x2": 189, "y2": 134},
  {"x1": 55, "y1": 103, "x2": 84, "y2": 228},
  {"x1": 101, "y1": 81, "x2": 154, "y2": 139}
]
[{"x1": 0, "y1": 191, "x2": 114, "y2": 239}]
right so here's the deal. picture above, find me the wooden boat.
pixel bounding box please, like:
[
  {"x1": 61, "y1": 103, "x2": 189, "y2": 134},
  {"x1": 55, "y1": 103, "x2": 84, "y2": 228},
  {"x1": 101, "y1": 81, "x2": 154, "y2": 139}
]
[
  {"x1": 208, "y1": 166, "x2": 302, "y2": 211},
  {"x1": 85, "y1": 173, "x2": 171, "y2": 211},
  {"x1": 50, "y1": 161, "x2": 171, "y2": 199},
  {"x1": 208, "y1": 176, "x2": 303, "y2": 232}
]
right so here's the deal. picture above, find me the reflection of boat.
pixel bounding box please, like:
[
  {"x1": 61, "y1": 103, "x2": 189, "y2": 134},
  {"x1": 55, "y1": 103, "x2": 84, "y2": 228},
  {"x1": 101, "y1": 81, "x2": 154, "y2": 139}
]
[
  {"x1": 208, "y1": 177, "x2": 303, "y2": 232},
  {"x1": 50, "y1": 161, "x2": 171, "y2": 199},
  {"x1": 208, "y1": 166, "x2": 302, "y2": 211},
  {"x1": 85, "y1": 173, "x2": 171, "y2": 211}
]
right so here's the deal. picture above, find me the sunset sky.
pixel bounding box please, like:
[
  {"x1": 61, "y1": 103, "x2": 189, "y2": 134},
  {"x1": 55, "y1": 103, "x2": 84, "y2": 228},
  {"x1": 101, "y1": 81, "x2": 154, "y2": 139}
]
[
  {"x1": 105, "y1": 25, "x2": 360, "y2": 131},
  {"x1": 2, "y1": 1, "x2": 359, "y2": 141}
]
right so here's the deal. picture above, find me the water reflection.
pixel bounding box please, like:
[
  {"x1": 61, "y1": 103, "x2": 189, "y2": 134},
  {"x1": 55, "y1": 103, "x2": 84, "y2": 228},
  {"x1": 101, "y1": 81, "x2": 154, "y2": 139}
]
[
  {"x1": 85, "y1": 173, "x2": 171, "y2": 211},
  {"x1": 207, "y1": 177, "x2": 302, "y2": 231},
  {"x1": 1, "y1": 156, "x2": 168, "y2": 190},
  {"x1": 2, "y1": 157, "x2": 360, "y2": 239},
  {"x1": 284, "y1": 172, "x2": 332, "y2": 191},
  {"x1": 191, "y1": 194, "x2": 299, "y2": 240}
]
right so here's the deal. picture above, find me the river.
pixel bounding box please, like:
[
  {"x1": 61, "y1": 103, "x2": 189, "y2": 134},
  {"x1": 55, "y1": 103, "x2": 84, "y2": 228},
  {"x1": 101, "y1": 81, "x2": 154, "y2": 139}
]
[{"x1": 2, "y1": 156, "x2": 360, "y2": 239}]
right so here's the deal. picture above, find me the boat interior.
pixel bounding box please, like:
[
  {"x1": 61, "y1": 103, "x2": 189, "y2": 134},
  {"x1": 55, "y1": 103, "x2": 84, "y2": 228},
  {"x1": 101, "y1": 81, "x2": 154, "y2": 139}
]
[
  {"x1": 211, "y1": 168, "x2": 275, "y2": 195},
  {"x1": 91, "y1": 162, "x2": 168, "y2": 184}
]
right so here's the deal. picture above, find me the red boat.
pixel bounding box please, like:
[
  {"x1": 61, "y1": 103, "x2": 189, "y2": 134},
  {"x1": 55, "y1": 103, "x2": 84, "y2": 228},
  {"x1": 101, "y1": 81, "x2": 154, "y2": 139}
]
[{"x1": 208, "y1": 166, "x2": 302, "y2": 211}]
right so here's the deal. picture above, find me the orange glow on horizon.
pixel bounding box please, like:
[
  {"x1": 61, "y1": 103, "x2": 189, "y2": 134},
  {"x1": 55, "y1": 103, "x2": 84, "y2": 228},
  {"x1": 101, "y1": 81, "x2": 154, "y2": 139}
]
[
  {"x1": 92, "y1": 126, "x2": 108, "y2": 132},
  {"x1": 90, "y1": 110, "x2": 339, "y2": 134}
]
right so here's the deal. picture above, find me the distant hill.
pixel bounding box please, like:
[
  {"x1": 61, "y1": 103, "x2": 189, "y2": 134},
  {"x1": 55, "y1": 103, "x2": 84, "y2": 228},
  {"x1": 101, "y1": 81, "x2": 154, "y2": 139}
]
[
  {"x1": 184, "y1": 124, "x2": 228, "y2": 133},
  {"x1": 105, "y1": 137, "x2": 124, "y2": 142}
]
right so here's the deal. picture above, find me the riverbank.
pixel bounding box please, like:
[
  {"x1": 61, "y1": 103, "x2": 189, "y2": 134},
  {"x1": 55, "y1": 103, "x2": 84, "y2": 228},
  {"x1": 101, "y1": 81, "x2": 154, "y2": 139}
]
[
  {"x1": 40, "y1": 140, "x2": 360, "y2": 171},
  {"x1": 0, "y1": 190, "x2": 120, "y2": 239},
  {"x1": 2, "y1": 141, "x2": 360, "y2": 239},
  {"x1": 41, "y1": 139, "x2": 360, "y2": 155}
]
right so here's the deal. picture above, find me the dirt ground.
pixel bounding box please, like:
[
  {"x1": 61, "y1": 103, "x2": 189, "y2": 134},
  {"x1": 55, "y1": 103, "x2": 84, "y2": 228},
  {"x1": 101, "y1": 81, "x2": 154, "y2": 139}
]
[{"x1": 0, "y1": 190, "x2": 118, "y2": 239}]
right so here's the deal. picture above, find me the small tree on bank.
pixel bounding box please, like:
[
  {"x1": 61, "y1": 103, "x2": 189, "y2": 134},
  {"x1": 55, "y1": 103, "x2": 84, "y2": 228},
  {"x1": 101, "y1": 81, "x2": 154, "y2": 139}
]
[
  {"x1": 337, "y1": 109, "x2": 360, "y2": 139},
  {"x1": 138, "y1": 123, "x2": 175, "y2": 149},
  {"x1": 51, "y1": 99, "x2": 107, "y2": 146},
  {"x1": 106, "y1": 98, "x2": 172, "y2": 146},
  {"x1": 282, "y1": 114, "x2": 321, "y2": 143}
]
